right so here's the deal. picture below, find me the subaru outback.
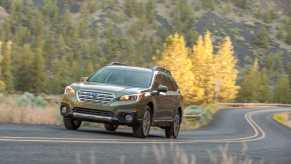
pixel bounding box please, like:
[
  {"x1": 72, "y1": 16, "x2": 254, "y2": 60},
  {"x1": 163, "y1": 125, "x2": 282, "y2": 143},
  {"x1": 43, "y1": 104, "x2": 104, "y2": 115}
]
[{"x1": 60, "y1": 63, "x2": 183, "y2": 138}]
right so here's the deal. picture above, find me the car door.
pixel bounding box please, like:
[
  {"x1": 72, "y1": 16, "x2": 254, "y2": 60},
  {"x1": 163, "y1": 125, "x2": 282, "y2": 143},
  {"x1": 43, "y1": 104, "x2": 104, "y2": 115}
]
[
  {"x1": 151, "y1": 73, "x2": 169, "y2": 121},
  {"x1": 162, "y1": 74, "x2": 179, "y2": 120}
]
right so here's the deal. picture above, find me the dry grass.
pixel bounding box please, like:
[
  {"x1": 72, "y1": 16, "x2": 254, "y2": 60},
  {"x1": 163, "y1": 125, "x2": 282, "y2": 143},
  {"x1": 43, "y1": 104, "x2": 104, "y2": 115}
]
[
  {"x1": 75, "y1": 144, "x2": 259, "y2": 164},
  {"x1": 0, "y1": 95, "x2": 60, "y2": 125},
  {"x1": 152, "y1": 144, "x2": 256, "y2": 164}
]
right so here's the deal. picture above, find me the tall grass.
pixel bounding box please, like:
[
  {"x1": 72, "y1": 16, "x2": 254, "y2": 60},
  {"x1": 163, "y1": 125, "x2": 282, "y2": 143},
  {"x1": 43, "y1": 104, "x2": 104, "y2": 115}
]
[
  {"x1": 75, "y1": 144, "x2": 260, "y2": 164},
  {"x1": 0, "y1": 93, "x2": 60, "y2": 125}
]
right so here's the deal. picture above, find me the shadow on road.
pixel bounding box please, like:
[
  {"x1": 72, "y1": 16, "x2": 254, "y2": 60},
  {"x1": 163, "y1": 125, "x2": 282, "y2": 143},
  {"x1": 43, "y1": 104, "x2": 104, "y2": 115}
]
[{"x1": 77, "y1": 128, "x2": 165, "y2": 139}]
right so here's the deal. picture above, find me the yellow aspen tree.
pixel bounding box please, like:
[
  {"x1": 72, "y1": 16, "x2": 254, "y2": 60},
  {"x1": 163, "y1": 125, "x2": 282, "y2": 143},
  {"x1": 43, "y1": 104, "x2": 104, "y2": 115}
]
[
  {"x1": 155, "y1": 33, "x2": 203, "y2": 104},
  {"x1": 203, "y1": 31, "x2": 216, "y2": 102},
  {"x1": 204, "y1": 31, "x2": 214, "y2": 58},
  {"x1": 215, "y1": 37, "x2": 239, "y2": 101},
  {"x1": 191, "y1": 31, "x2": 216, "y2": 103}
]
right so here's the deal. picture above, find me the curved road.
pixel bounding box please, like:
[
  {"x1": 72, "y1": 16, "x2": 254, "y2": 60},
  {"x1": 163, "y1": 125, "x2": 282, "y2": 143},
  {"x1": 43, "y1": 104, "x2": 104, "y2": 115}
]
[{"x1": 0, "y1": 107, "x2": 290, "y2": 164}]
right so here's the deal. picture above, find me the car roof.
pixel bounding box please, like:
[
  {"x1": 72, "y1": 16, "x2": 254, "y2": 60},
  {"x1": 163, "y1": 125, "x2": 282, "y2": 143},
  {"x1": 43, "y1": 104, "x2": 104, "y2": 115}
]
[{"x1": 105, "y1": 65, "x2": 154, "y2": 72}]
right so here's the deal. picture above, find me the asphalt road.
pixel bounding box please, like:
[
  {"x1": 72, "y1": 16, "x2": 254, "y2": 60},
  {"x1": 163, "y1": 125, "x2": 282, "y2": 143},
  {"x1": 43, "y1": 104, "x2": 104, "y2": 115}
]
[{"x1": 0, "y1": 107, "x2": 291, "y2": 164}]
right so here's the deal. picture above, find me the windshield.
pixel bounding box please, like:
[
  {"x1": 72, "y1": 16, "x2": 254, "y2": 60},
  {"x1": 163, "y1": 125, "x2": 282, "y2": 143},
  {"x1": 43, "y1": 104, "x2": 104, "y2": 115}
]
[{"x1": 87, "y1": 67, "x2": 153, "y2": 88}]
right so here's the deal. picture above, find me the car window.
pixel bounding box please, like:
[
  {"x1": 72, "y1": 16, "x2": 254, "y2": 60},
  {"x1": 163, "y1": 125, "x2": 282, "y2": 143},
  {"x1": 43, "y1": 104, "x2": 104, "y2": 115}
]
[
  {"x1": 162, "y1": 74, "x2": 175, "y2": 91},
  {"x1": 152, "y1": 73, "x2": 175, "y2": 91},
  {"x1": 169, "y1": 77, "x2": 178, "y2": 91},
  {"x1": 152, "y1": 74, "x2": 163, "y2": 90}
]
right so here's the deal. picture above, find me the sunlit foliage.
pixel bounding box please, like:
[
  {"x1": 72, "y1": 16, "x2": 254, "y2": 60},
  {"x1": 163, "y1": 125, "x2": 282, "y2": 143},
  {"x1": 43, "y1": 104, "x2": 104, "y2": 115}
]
[
  {"x1": 157, "y1": 32, "x2": 239, "y2": 104},
  {"x1": 155, "y1": 33, "x2": 201, "y2": 104},
  {"x1": 215, "y1": 37, "x2": 239, "y2": 101}
]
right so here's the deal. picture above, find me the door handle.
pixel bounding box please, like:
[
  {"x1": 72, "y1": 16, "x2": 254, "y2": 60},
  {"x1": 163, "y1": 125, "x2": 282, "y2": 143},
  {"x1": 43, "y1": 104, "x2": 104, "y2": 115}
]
[{"x1": 159, "y1": 92, "x2": 166, "y2": 96}]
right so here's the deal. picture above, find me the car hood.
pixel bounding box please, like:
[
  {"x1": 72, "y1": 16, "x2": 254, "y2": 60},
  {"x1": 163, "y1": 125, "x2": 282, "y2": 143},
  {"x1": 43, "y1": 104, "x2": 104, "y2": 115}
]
[{"x1": 71, "y1": 82, "x2": 147, "y2": 95}]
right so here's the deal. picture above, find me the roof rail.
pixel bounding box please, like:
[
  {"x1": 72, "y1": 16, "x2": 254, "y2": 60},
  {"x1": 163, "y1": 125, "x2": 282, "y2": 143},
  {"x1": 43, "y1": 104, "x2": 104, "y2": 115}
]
[
  {"x1": 152, "y1": 66, "x2": 171, "y2": 75},
  {"x1": 108, "y1": 62, "x2": 127, "y2": 66}
]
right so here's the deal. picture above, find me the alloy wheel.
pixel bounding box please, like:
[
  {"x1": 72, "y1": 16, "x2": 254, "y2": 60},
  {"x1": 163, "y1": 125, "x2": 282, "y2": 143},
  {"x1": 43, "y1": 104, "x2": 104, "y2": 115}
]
[
  {"x1": 143, "y1": 110, "x2": 151, "y2": 136},
  {"x1": 173, "y1": 112, "x2": 180, "y2": 137}
]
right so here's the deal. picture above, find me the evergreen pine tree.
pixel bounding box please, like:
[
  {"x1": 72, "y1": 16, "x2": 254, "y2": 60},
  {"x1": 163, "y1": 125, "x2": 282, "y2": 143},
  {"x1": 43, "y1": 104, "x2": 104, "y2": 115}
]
[
  {"x1": 0, "y1": 41, "x2": 5, "y2": 92},
  {"x1": 201, "y1": 0, "x2": 215, "y2": 10},
  {"x1": 286, "y1": 17, "x2": 291, "y2": 45},
  {"x1": 238, "y1": 60, "x2": 260, "y2": 102},
  {"x1": 238, "y1": 60, "x2": 271, "y2": 102},
  {"x1": 1, "y1": 41, "x2": 13, "y2": 91},
  {"x1": 145, "y1": 0, "x2": 156, "y2": 23},
  {"x1": 258, "y1": 70, "x2": 272, "y2": 102},
  {"x1": 14, "y1": 44, "x2": 34, "y2": 92},
  {"x1": 124, "y1": 0, "x2": 137, "y2": 17},
  {"x1": 253, "y1": 26, "x2": 269, "y2": 48},
  {"x1": 49, "y1": 57, "x2": 71, "y2": 94},
  {"x1": 31, "y1": 47, "x2": 47, "y2": 94},
  {"x1": 273, "y1": 75, "x2": 291, "y2": 103}
]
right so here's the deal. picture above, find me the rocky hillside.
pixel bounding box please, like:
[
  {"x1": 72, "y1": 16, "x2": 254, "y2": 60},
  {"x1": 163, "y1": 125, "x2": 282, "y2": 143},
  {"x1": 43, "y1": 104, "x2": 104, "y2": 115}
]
[{"x1": 64, "y1": 0, "x2": 291, "y2": 67}]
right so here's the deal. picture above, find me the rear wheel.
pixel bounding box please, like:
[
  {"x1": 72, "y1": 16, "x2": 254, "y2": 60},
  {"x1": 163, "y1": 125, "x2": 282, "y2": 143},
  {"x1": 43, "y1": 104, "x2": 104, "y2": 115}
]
[
  {"x1": 165, "y1": 110, "x2": 181, "y2": 139},
  {"x1": 63, "y1": 118, "x2": 81, "y2": 130},
  {"x1": 104, "y1": 123, "x2": 118, "y2": 131},
  {"x1": 133, "y1": 106, "x2": 152, "y2": 138}
]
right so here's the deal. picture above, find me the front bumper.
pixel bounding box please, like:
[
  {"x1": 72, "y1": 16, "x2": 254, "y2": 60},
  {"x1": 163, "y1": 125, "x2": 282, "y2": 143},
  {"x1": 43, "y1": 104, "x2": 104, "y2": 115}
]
[{"x1": 60, "y1": 102, "x2": 142, "y2": 126}]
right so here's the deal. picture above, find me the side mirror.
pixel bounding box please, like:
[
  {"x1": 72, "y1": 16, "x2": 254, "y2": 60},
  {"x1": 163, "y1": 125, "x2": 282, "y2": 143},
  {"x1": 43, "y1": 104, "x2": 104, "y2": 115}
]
[
  {"x1": 157, "y1": 85, "x2": 168, "y2": 93},
  {"x1": 80, "y1": 77, "x2": 88, "y2": 82}
]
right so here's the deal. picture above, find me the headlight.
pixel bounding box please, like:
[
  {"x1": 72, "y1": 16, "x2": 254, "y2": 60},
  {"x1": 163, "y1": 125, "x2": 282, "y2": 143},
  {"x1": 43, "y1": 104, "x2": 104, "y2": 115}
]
[
  {"x1": 64, "y1": 86, "x2": 75, "y2": 97},
  {"x1": 117, "y1": 93, "x2": 146, "y2": 102}
]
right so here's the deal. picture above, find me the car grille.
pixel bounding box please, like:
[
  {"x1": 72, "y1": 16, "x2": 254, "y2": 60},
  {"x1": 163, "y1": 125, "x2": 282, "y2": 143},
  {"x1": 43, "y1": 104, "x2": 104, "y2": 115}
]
[
  {"x1": 78, "y1": 90, "x2": 115, "y2": 104},
  {"x1": 73, "y1": 107, "x2": 114, "y2": 117}
]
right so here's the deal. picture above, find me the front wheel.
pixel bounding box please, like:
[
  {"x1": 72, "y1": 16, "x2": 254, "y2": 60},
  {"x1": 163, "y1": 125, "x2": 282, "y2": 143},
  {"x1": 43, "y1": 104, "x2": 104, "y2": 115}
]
[
  {"x1": 133, "y1": 107, "x2": 152, "y2": 138},
  {"x1": 165, "y1": 110, "x2": 181, "y2": 139},
  {"x1": 104, "y1": 123, "x2": 118, "y2": 131},
  {"x1": 63, "y1": 118, "x2": 81, "y2": 130}
]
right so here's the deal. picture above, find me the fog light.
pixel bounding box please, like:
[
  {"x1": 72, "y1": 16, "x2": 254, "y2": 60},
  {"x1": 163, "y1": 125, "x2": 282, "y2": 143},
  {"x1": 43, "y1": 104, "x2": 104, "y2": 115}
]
[
  {"x1": 125, "y1": 114, "x2": 133, "y2": 122},
  {"x1": 61, "y1": 106, "x2": 68, "y2": 114}
]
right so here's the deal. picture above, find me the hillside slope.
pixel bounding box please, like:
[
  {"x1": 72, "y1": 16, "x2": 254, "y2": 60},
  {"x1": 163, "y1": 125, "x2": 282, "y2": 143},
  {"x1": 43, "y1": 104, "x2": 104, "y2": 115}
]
[
  {"x1": 0, "y1": 0, "x2": 290, "y2": 94},
  {"x1": 60, "y1": 0, "x2": 291, "y2": 67}
]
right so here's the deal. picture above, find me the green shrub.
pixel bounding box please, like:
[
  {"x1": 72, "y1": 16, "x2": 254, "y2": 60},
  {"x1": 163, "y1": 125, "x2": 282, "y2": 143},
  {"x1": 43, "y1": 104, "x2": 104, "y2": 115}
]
[
  {"x1": 184, "y1": 104, "x2": 218, "y2": 127},
  {"x1": 16, "y1": 92, "x2": 47, "y2": 108},
  {"x1": 273, "y1": 114, "x2": 285, "y2": 124},
  {"x1": 201, "y1": 0, "x2": 215, "y2": 10},
  {"x1": 200, "y1": 104, "x2": 217, "y2": 125},
  {"x1": 253, "y1": 26, "x2": 269, "y2": 48},
  {"x1": 232, "y1": 0, "x2": 248, "y2": 9}
]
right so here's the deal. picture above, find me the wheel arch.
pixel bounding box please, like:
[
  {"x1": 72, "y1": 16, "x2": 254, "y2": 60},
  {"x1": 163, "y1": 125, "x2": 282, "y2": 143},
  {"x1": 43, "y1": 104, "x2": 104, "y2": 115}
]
[
  {"x1": 177, "y1": 107, "x2": 182, "y2": 123},
  {"x1": 147, "y1": 102, "x2": 154, "y2": 116}
]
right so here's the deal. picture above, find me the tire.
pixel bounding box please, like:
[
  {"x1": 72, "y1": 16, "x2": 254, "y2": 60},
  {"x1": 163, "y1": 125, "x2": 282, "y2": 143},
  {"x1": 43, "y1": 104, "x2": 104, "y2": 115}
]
[
  {"x1": 63, "y1": 117, "x2": 81, "y2": 130},
  {"x1": 165, "y1": 110, "x2": 181, "y2": 139},
  {"x1": 133, "y1": 106, "x2": 152, "y2": 138},
  {"x1": 104, "y1": 123, "x2": 118, "y2": 131}
]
